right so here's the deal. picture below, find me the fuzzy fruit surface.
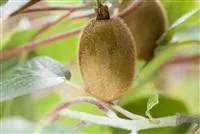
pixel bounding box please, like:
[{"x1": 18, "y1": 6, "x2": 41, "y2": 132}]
[
  {"x1": 78, "y1": 18, "x2": 136, "y2": 101},
  {"x1": 120, "y1": 0, "x2": 167, "y2": 60}
]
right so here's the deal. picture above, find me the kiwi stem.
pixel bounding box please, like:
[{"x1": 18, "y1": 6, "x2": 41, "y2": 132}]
[
  {"x1": 41, "y1": 97, "x2": 117, "y2": 125},
  {"x1": 96, "y1": 0, "x2": 102, "y2": 7},
  {"x1": 95, "y1": 0, "x2": 110, "y2": 20},
  {"x1": 110, "y1": 104, "x2": 146, "y2": 120},
  {"x1": 0, "y1": 27, "x2": 83, "y2": 58}
]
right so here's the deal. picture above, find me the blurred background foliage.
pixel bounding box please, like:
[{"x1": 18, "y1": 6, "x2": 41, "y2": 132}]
[{"x1": 0, "y1": 0, "x2": 199, "y2": 134}]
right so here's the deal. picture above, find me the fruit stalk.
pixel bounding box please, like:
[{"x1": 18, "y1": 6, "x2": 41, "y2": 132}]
[{"x1": 95, "y1": 0, "x2": 110, "y2": 20}]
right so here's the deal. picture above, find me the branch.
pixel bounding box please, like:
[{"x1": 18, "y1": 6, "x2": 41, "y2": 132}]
[
  {"x1": 159, "y1": 54, "x2": 200, "y2": 70},
  {"x1": 60, "y1": 109, "x2": 137, "y2": 131},
  {"x1": 0, "y1": 27, "x2": 83, "y2": 58},
  {"x1": 9, "y1": 0, "x2": 41, "y2": 17},
  {"x1": 60, "y1": 110, "x2": 200, "y2": 132},
  {"x1": 1, "y1": 0, "x2": 142, "y2": 58},
  {"x1": 109, "y1": 103, "x2": 146, "y2": 120},
  {"x1": 59, "y1": 109, "x2": 178, "y2": 131},
  {"x1": 31, "y1": 11, "x2": 73, "y2": 41},
  {"x1": 65, "y1": 81, "x2": 146, "y2": 120},
  {"x1": 176, "y1": 113, "x2": 200, "y2": 125},
  {"x1": 19, "y1": 4, "x2": 86, "y2": 14},
  {"x1": 70, "y1": 10, "x2": 95, "y2": 20},
  {"x1": 42, "y1": 97, "x2": 117, "y2": 125},
  {"x1": 118, "y1": 0, "x2": 143, "y2": 18}
]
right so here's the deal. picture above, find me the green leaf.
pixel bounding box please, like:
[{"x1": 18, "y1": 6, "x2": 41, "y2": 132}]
[
  {"x1": 157, "y1": 8, "x2": 200, "y2": 46},
  {"x1": 0, "y1": 0, "x2": 8, "y2": 6},
  {"x1": 0, "y1": 95, "x2": 35, "y2": 120},
  {"x1": 34, "y1": 92, "x2": 61, "y2": 120},
  {"x1": 0, "y1": 29, "x2": 37, "y2": 72},
  {"x1": 161, "y1": 0, "x2": 198, "y2": 25},
  {"x1": 145, "y1": 92, "x2": 159, "y2": 120},
  {"x1": 0, "y1": 56, "x2": 71, "y2": 101},
  {"x1": 35, "y1": 19, "x2": 87, "y2": 62},
  {"x1": 172, "y1": 23, "x2": 200, "y2": 42}
]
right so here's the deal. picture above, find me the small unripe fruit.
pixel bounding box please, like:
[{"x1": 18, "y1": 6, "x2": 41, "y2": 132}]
[
  {"x1": 119, "y1": 0, "x2": 167, "y2": 60},
  {"x1": 78, "y1": 5, "x2": 136, "y2": 101}
]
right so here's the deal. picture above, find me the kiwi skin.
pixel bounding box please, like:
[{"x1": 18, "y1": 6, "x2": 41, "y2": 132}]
[
  {"x1": 119, "y1": 0, "x2": 168, "y2": 60},
  {"x1": 78, "y1": 18, "x2": 136, "y2": 102}
]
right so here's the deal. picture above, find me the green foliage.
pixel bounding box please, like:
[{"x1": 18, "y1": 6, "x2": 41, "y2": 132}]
[
  {"x1": 1, "y1": 29, "x2": 37, "y2": 51},
  {"x1": 161, "y1": 0, "x2": 198, "y2": 25},
  {"x1": 0, "y1": 0, "x2": 8, "y2": 6},
  {"x1": 157, "y1": 8, "x2": 200, "y2": 46},
  {"x1": 0, "y1": 95, "x2": 35, "y2": 120},
  {"x1": 0, "y1": 29, "x2": 37, "y2": 72},
  {"x1": 145, "y1": 92, "x2": 159, "y2": 120},
  {"x1": 173, "y1": 23, "x2": 200, "y2": 42},
  {"x1": 35, "y1": 19, "x2": 87, "y2": 62},
  {"x1": 34, "y1": 92, "x2": 61, "y2": 120},
  {"x1": 0, "y1": 56, "x2": 71, "y2": 101}
]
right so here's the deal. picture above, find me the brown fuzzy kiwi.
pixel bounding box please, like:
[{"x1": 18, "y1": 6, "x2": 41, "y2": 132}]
[
  {"x1": 78, "y1": 4, "x2": 136, "y2": 101},
  {"x1": 119, "y1": 0, "x2": 167, "y2": 60}
]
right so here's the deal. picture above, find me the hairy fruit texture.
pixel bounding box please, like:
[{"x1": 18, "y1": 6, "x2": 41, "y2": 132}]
[
  {"x1": 120, "y1": 0, "x2": 168, "y2": 60},
  {"x1": 78, "y1": 18, "x2": 136, "y2": 101}
]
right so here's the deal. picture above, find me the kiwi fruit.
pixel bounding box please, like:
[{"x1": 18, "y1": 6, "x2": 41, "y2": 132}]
[
  {"x1": 119, "y1": 0, "x2": 167, "y2": 60},
  {"x1": 78, "y1": 4, "x2": 136, "y2": 101}
]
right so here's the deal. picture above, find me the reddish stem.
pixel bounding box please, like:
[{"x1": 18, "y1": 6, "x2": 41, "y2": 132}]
[
  {"x1": 70, "y1": 10, "x2": 95, "y2": 20},
  {"x1": 31, "y1": 11, "x2": 74, "y2": 41},
  {"x1": 20, "y1": 4, "x2": 86, "y2": 14},
  {"x1": 1, "y1": 0, "x2": 143, "y2": 58},
  {"x1": 0, "y1": 27, "x2": 83, "y2": 58},
  {"x1": 9, "y1": 0, "x2": 41, "y2": 17},
  {"x1": 118, "y1": 0, "x2": 143, "y2": 18},
  {"x1": 41, "y1": 97, "x2": 114, "y2": 125},
  {"x1": 159, "y1": 54, "x2": 200, "y2": 70}
]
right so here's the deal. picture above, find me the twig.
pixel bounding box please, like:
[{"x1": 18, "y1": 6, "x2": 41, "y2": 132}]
[
  {"x1": 65, "y1": 81, "x2": 146, "y2": 120},
  {"x1": 96, "y1": 0, "x2": 102, "y2": 7},
  {"x1": 70, "y1": 10, "x2": 95, "y2": 20},
  {"x1": 0, "y1": 27, "x2": 83, "y2": 58},
  {"x1": 31, "y1": 11, "x2": 74, "y2": 41},
  {"x1": 1, "y1": 0, "x2": 143, "y2": 59},
  {"x1": 176, "y1": 113, "x2": 200, "y2": 125},
  {"x1": 65, "y1": 81, "x2": 145, "y2": 120},
  {"x1": 42, "y1": 97, "x2": 117, "y2": 125},
  {"x1": 109, "y1": 103, "x2": 146, "y2": 120},
  {"x1": 60, "y1": 109, "x2": 137, "y2": 131},
  {"x1": 19, "y1": 4, "x2": 86, "y2": 14},
  {"x1": 118, "y1": 0, "x2": 143, "y2": 18},
  {"x1": 159, "y1": 54, "x2": 200, "y2": 70},
  {"x1": 60, "y1": 109, "x2": 178, "y2": 131},
  {"x1": 9, "y1": 0, "x2": 41, "y2": 17}
]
